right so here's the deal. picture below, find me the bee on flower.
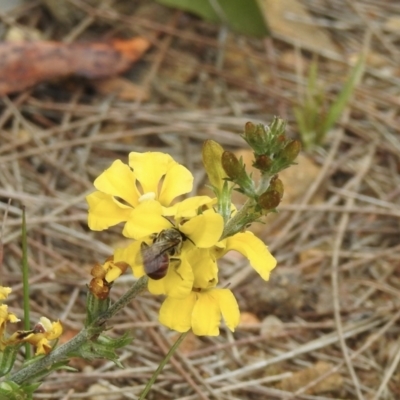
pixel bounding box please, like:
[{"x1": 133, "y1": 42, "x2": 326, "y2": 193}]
[{"x1": 88, "y1": 148, "x2": 280, "y2": 336}]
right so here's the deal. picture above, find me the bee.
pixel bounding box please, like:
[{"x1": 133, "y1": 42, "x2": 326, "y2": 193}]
[{"x1": 140, "y1": 228, "x2": 187, "y2": 280}]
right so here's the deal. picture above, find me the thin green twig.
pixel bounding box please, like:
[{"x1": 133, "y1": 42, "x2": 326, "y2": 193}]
[
  {"x1": 21, "y1": 206, "x2": 31, "y2": 360},
  {"x1": 9, "y1": 276, "x2": 148, "y2": 385},
  {"x1": 138, "y1": 331, "x2": 189, "y2": 400}
]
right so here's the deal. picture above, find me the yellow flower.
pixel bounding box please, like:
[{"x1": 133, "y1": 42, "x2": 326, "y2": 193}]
[
  {"x1": 159, "y1": 288, "x2": 240, "y2": 336},
  {"x1": 89, "y1": 257, "x2": 129, "y2": 299},
  {"x1": 157, "y1": 231, "x2": 276, "y2": 336},
  {"x1": 8, "y1": 317, "x2": 63, "y2": 355},
  {"x1": 86, "y1": 152, "x2": 193, "y2": 233},
  {"x1": 0, "y1": 287, "x2": 20, "y2": 350},
  {"x1": 114, "y1": 205, "x2": 224, "y2": 298},
  {"x1": 214, "y1": 231, "x2": 277, "y2": 281},
  {"x1": 0, "y1": 286, "x2": 12, "y2": 301},
  {"x1": 0, "y1": 305, "x2": 20, "y2": 350}
]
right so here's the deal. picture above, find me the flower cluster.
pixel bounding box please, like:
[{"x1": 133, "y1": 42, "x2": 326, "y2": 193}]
[
  {"x1": 87, "y1": 150, "x2": 277, "y2": 336},
  {"x1": 0, "y1": 287, "x2": 62, "y2": 359}
]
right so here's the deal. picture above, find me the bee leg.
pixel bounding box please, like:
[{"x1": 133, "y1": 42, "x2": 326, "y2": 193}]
[{"x1": 170, "y1": 257, "x2": 183, "y2": 280}]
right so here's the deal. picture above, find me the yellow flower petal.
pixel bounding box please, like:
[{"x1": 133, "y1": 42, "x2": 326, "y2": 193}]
[
  {"x1": 114, "y1": 241, "x2": 144, "y2": 277},
  {"x1": 35, "y1": 339, "x2": 51, "y2": 355},
  {"x1": 180, "y1": 210, "x2": 224, "y2": 248},
  {"x1": 44, "y1": 319, "x2": 63, "y2": 340},
  {"x1": 148, "y1": 256, "x2": 194, "y2": 298},
  {"x1": 159, "y1": 293, "x2": 196, "y2": 332},
  {"x1": 211, "y1": 289, "x2": 240, "y2": 332},
  {"x1": 129, "y1": 152, "x2": 173, "y2": 196},
  {"x1": 174, "y1": 196, "x2": 214, "y2": 219},
  {"x1": 0, "y1": 286, "x2": 11, "y2": 300},
  {"x1": 7, "y1": 313, "x2": 20, "y2": 324},
  {"x1": 159, "y1": 163, "x2": 194, "y2": 205},
  {"x1": 105, "y1": 267, "x2": 121, "y2": 283},
  {"x1": 94, "y1": 160, "x2": 139, "y2": 206},
  {"x1": 87, "y1": 191, "x2": 132, "y2": 231},
  {"x1": 122, "y1": 201, "x2": 171, "y2": 239},
  {"x1": 191, "y1": 292, "x2": 220, "y2": 336},
  {"x1": 223, "y1": 232, "x2": 277, "y2": 280},
  {"x1": 188, "y1": 248, "x2": 218, "y2": 289}
]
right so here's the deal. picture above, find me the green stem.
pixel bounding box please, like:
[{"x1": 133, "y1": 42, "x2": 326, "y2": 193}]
[
  {"x1": 10, "y1": 325, "x2": 93, "y2": 385},
  {"x1": 221, "y1": 171, "x2": 274, "y2": 240},
  {"x1": 97, "y1": 276, "x2": 148, "y2": 325},
  {"x1": 9, "y1": 276, "x2": 149, "y2": 385},
  {"x1": 221, "y1": 198, "x2": 254, "y2": 239},
  {"x1": 138, "y1": 331, "x2": 189, "y2": 400},
  {"x1": 21, "y1": 206, "x2": 31, "y2": 360},
  {"x1": 256, "y1": 173, "x2": 273, "y2": 196}
]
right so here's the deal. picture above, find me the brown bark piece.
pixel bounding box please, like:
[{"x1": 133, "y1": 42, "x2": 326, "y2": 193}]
[{"x1": 0, "y1": 37, "x2": 150, "y2": 95}]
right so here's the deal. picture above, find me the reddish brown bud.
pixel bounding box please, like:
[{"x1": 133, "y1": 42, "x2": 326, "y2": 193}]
[
  {"x1": 277, "y1": 134, "x2": 286, "y2": 143},
  {"x1": 258, "y1": 190, "x2": 281, "y2": 210},
  {"x1": 253, "y1": 154, "x2": 272, "y2": 171},
  {"x1": 221, "y1": 151, "x2": 242, "y2": 179}
]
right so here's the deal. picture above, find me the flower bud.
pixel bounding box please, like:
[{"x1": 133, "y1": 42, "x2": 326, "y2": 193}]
[
  {"x1": 282, "y1": 140, "x2": 301, "y2": 163},
  {"x1": 242, "y1": 122, "x2": 268, "y2": 153},
  {"x1": 221, "y1": 151, "x2": 243, "y2": 180},
  {"x1": 244, "y1": 121, "x2": 256, "y2": 135},
  {"x1": 269, "y1": 176, "x2": 284, "y2": 198},
  {"x1": 202, "y1": 140, "x2": 227, "y2": 193},
  {"x1": 258, "y1": 190, "x2": 281, "y2": 210},
  {"x1": 253, "y1": 154, "x2": 272, "y2": 172}
]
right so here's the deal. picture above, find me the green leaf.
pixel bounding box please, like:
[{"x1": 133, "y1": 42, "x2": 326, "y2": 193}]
[
  {"x1": 0, "y1": 381, "x2": 41, "y2": 399},
  {"x1": 155, "y1": 0, "x2": 269, "y2": 37},
  {"x1": 69, "y1": 333, "x2": 133, "y2": 368},
  {"x1": 0, "y1": 345, "x2": 20, "y2": 377},
  {"x1": 321, "y1": 54, "x2": 365, "y2": 135}
]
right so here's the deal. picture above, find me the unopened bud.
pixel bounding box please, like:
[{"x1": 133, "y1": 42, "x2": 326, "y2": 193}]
[
  {"x1": 253, "y1": 154, "x2": 272, "y2": 171},
  {"x1": 258, "y1": 190, "x2": 281, "y2": 210},
  {"x1": 244, "y1": 121, "x2": 256, "y2": 136},
  {"x1": 221, "y1": 151, "x2": 243, "y2": 180},
  {"x1": 242, "y1": 122, "x2": 268, "y2": 152},
  {"x1": 269, "y1": 176, "x2": 284, "y2": 198},
  {"x1": 277, "y1": 134, "x2": 286, "y2": 143},
  {"x1": 282, "y1": 140, "x2": 301, "y2": 163},
  {"x1": 202, "y1": 140, "x2": 227, "y2": 192}
]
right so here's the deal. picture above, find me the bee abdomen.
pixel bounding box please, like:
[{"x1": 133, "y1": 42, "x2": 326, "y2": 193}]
[{"x1": 146, "y1": 252, "x2": 169, "y2": 280}]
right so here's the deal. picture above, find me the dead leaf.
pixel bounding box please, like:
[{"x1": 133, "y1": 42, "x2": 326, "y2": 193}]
[
  {"x1": 0, "y1": 38, "x2": 150, "y2": 95},
  {"x1": 258, "y1": 0, "x2": 340, "y2": 55}
]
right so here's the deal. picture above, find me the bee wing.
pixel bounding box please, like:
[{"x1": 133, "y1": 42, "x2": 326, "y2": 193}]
[{"x1": 137, "y1": 242, "x2": 169, "y2": 276}]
